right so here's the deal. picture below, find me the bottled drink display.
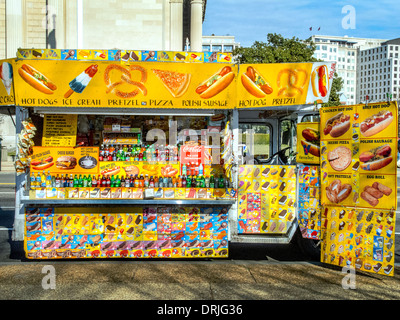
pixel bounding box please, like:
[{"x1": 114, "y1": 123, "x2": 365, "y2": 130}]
[{"x1": 99, "y1": 144, "x2": 179, "y2": 162}]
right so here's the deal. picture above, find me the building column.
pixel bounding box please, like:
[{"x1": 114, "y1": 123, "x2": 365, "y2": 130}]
[
  {"x1": 169, "y1": 0, "x2": 183, "y2": 51},
  {"x1": 5, "y1": 0, "x2": 24, "y2": 58},
  {"x1": 190, "y1": 0, "x2": 203, "y2": 52}
]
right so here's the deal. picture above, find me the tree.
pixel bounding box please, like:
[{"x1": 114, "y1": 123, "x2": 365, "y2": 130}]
[
  {"x1": 322, "y1": 72, "x2": 344, "y2": 107},
  {"x1": 233, "y1": 33, "x2": 343, "y2": 106},
  {"x1": 233, "y1": 33, "x2": 318, "y2": 64}
]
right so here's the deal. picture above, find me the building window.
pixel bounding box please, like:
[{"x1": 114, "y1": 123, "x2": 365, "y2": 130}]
[
  {"x1": 224, "y1": 45, "x2": 233, "y2": 52},
  {"x1": 202, "y1": 45, "x2": 210, "y2": 51}
]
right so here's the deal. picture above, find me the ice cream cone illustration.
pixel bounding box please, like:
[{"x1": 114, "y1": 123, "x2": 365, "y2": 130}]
[{"x1": 0, "y1": 62, "x2": 13, "y2": 95}]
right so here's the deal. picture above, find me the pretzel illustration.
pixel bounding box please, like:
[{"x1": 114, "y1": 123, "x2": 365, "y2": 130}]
[
  {"x1": 277, "y1": 68, "x2": 308, "y2": 97},
  {"x1": 104, "y1": 64, "x2": 147, "y2": 98}
]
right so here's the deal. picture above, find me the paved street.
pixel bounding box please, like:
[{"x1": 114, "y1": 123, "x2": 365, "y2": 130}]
[{"x1": 0, "y1": 171, "x2": 399, "y2": 301}]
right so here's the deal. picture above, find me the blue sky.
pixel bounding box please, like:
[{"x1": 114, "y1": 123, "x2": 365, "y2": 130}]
[{"x1": 202, "y1": 0, "x2": 400, "y2": 47}]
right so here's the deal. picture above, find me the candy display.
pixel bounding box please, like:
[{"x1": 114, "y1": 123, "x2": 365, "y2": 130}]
[
  {"x1": 297, "y1": 165, "x2": 321, "y2": 240},
  {"x1": 237, "y1": 165, "x2": 296, "y2": 234},
  {"x1": 320, "y1": 206, "x2": 395, "y2": 276},
  {"x1": 25, "y1": 207, "x2": 229, "y2": 259}
]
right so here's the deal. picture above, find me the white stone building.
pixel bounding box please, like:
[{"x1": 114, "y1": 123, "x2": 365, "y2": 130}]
[{"x1": 357, "y1": 38, "x2": 400, "y2": 103}]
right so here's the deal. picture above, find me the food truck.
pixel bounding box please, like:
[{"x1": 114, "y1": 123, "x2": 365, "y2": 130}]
[{"x1": 1, "y1": 48, "x2": 397, "y2": 276}]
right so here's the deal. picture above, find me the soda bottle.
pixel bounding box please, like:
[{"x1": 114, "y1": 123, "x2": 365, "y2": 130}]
[
  {"x1": 177, "y1": 175, "x2": 182, "y2": 188},
  {"x1": 182, "y1": 163, "x2": 187, "y2": 176},
  {"x1": 69, "y1": 174, "x2": 74, "y2": 188},
  {"x1": 210, "y1": 175, "x2": 215, "y2": 188},
  {"x1": 41, "y1": 171, "x2": 47, "y2": 188},
  {"x1": 45, "y1": 171, "x2": 52, "y2": 187},
  {"x1": 163, "y1": 176, "x2": 168, "y2": 186},
  {"x1": 149, "y1": 176, "x2": 154, "y2": 188},
  {"x1": 30, "y1": 172, "x2": 36, "y2": 190},
  {"x1": 182, "y1": 176, "x2": 187, "y2": 188},
  {"x1": 104, "y1": 145, "x2": 109, "y2": 157},
  {"x1": 191, "y1": 176, "x2": 196, "y2": 188},
  {"x1": 144, "y1": 174, "x2": 149, "y2": 188},
  {"x1": 186, "y1": 175, "x2": 191, "y2": 188},
  {"x1": 196, "y1": 175, "x2": 201, "y2": 188},
  {"x1": 92, "y1": 175, "x2": 97, "y2": 188},
  {"x1": 158, "y1": 176, "x2": 164, "y2": 188},
  {"x1": 154, "y1": 176, "x2": 158, "y2": 188},
  {"x1": 110, "y1": 175, "x2": 115, "y2": 187},
  {"x1": 165, "y1": 146, "x2": 170, "y2": 162},
  {"x1": 107, "y1": 175, "x2": 111, "y2": 188},
  {"x1": 54, "y1": 174, "x2": 60, "y2": 188},
  {"x1": 200, "y1": 175, "x2": 205, "y2": 188},
  {"x1": 35, "y1": 171, "x2": 41, "y2": 188},
  {"x1": 139, "y1": 175, "x2": 144, "y2": 188},
  {"x1": 171, "y1": 176, "x2": 176, "y2": 187},
  {"x1": 121, "y1": 176, "x2": 125, "y2": 187},
  {"x1": 87, "y1": 175, "x2": 92, "y2": 187},
  {"x1": 168, "y1": 177, "x2": 173, "y2": 188},
  {"x1": 78, "y1": 175, "x2": 83, "y2": 187},
  {"x1": 73, "y1": 174, "x2": 78, "y2": 187},
  {"x1": 49, "y1": 174, "x2": 54, "y2": 188},
  {"x1": 59, "y1": 174, "x2": 65, "y2": 188},
  {"x1": 101, "y1": 175, "x2": 107, "y2": 188},
  {"x1": 219, "y1": 175, "x2": 225, "y2": 188},
  {"x1": 134, "y1": 175, "x2": 139, "y2": 188},
  {"x1": 205, "y1": 175, "x2": 210, "y2": 188},
  {"x1": 97, "y1": 175, "x2": 102, "y2": 187},
  {"x1": 198, "y1": 163, "x2": 203, "y2": 176},
  {"x1": 83, "y1": 175, "x2": 88, "y2": 187}
]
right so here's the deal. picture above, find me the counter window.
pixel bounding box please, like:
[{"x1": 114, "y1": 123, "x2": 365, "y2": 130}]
[
  {"x1": 239, "y1": 123, "x2": 271, "y2": 163},
  {"x1": 278, "y1": 119, "x2": 296, "y2": 164}
]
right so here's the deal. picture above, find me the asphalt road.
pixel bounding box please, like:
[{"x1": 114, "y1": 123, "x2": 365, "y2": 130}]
[{"x1": 0, "y1": 171, "x2": 399, "y2": 301}]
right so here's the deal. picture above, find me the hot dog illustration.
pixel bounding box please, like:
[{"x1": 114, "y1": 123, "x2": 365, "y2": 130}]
[
  {"x1": 359, "y1": 144, "x2": 392, "y2": 171},
  {"x1": 360, "y1": 110, "x2": 394, "y2": 137},
  {"x1": 323, "y1": 112, "x2": 350, "y2": 138},
  {"x1": 241, "y1": 66, "x2": 273, "y2": 98},
  {"x1": 300, "y1": 127, "x2": 320, "y2": 157},
  {"x1": 31, "y1": 156, "x2": 54, "y2": 170},
  {"x1": 311, "y1": 65, "x2": 329, "y2": 97},
  {"x1": 18, "y1": 64, "x2": 57, "y2": 94},
  {"x1": 195, "y1": 66, "x2": 235, "y2": 99}
]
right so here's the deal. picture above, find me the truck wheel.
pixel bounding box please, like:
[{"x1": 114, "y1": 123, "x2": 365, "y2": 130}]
[{"x1": 293, "y1": 228, "x2": 321, "y2": 261}]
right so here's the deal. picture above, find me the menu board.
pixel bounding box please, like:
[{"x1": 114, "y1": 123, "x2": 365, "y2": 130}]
[
  {"x1": 237, "y1": 165, "x2": 296, "y2": 234},
  {"x1": 298, "y1": 165, "x2": 321, "y2": 240},
  {"x1": 42, "y1": 114, "x2": 78, "y2": 147},
  {"x1": 319, "y1": 101, "x2": 398, "y2": 276},
  {"x1": 30, "y1": 146, "x2": 99, "y2": 174},
  {"x1": 296, "y1": 122, "x2": 320, "y2": 165},
  {"x1": 237, "y1": 62, "x2": 336, "y2": 108}
]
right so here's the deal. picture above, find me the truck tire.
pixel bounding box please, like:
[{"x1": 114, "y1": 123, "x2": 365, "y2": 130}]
[{"x1": 293, "y1": 228, "x2": 321, "y2": 261}]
